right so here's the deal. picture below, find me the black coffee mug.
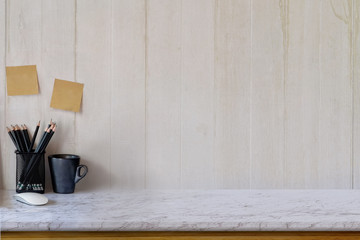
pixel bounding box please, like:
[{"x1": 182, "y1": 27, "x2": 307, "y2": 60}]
[{"x1": 48, "y1": 154, "x2": 88, "y2": 194}]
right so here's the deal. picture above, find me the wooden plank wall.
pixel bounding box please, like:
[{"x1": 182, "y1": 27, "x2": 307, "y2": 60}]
[
  {"x1": 0, "y1": 0, "x2": 358, "y2": 190},
  {"x1": 214, "y1": 0, "x2": 251, "y2": 188},
  {"x1": 353, "y1": 0, "x2": 360, "y2": 188},
  {"x1": 5, "y1": 0, "x2": 43, "y2": 189},
  {"x1": 146, "y1": 0, "x2": 182, "y2": 188},
  {"x1": 110, "y1": 0, "x2": 146, "y2": 189},
  {"x1": 0, "y1": 0, "x2": 5, "y2": 189}
]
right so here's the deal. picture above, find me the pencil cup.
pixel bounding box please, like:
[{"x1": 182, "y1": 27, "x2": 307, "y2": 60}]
[
  {"x1": 16, "y1": 151, "x2": 45, "y2": 194},
  {"x1": 48, "y1": 154, "x2": 88, "y2": 194}
]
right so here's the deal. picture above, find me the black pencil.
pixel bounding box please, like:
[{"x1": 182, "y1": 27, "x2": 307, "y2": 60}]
[
  {"x1": 19, "y1": 125, "x2": 29, "y2": 152},
  {"x1": 20, "y1": 125, "x2": 30, "y2": 152},
  {"x1": 48, "y1": 119, "x2": 53, "y2": 128},
  {"x1": 10, "y1": 126, "x2": 20, "y2": 151},
  {"x1": 22, "y1": 126, "x2": 53, "y2": 184},
  {"x1": 23, "y1": 126, "x2": 50, "y2": 172},
  {"x1": 16, "y1": 125, "x2": 25, "y2": 152},
  {"x1": 35, "y1": 127, "x2": 50, "y2": 153},
  {"x1": 23, "y1": 124, "x2": 31, "y2": 152},
  {"x1": 9, "y1": 126, "x2": 20, "y2": 149},
  {"x1": 25, "y1": 125, "x2": 56, "y2": 188},
  {"x1": 28, "y1": 121, "x2": 40, "y2": 152},
  {"x1": 41, "y1": 125, "x2": 56, "y2": 152},
  {"x1": 14, "y1": 125, "x2": 25, "y2": 152},
  {"x1": 21, "y1": 127, "x2": 50, "y2": 181},
  {"x1": 15, "y1": 121, "x2": 57, "y2": 188},
  {"x1": 6, "y1": 127, "x2": 20, "y2": 151}
]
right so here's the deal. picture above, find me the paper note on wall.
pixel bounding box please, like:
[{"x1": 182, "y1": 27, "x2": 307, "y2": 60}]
[
  {"x1": 6, "y1": 65, "x2": 39, "y2": 96},
  {"x1": 50, "y1": 79, "x2": 84, "y2": 112}
]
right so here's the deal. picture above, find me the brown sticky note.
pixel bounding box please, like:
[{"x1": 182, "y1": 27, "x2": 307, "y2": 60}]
[
  {"x1": 50, "y1": 79, "x2": 84, "y2": 112},
  {"x1": 6, "y1": 65, "x2": 39, "y2": 96}
]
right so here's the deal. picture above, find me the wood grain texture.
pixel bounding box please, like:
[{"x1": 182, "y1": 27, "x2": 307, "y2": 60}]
[
  {"x1": 0, "y1": 0, "x2": 358, "y2": 190},
  {"x1": 4, "y1": 0, "x2": 43, "y2": 190},
  {"x1": 75, "y1": 0, "x2": 112, "y2": 191},
  {"x1": 250, "y1": 0, "x2": 285, "y2": 188},
  {"x1": 181, "y1": 0, "x2": 215, "y2": 188},
  {"x1": 318, "y1": 0, "x2": 352, "y2": 188},
  {"x1": 146, "y1": 0, "x2": 182, "y2": 188},
  {"x1": 354, "y1": 0, "x2": 360, "y2": 188},
  {"x1": 214, "y1": 0, "x2": 251, "y2": 188},
  {"x1": 0, "y1": 0, "x2": 5, "y2": 189},
  {"x1": 40, "y1": 0, "x2": 76, "y2": 154},
  {"x1": 284, "y1": 0, "x2": 321, "y2": 188},
  {"x1": 40, "y1": 0, "x2": 76, "y2": 191},
  {"x1": 111, "y1": 0, "x2": 146, "y2": 189}
]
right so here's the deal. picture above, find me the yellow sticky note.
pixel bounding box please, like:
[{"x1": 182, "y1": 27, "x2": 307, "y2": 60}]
[
  {"x1": 50, "y1": 79, "x2": 84, "y2": 112},
  {"x1": 6, "y1": 65, "x2": 39, "y2": 96}
]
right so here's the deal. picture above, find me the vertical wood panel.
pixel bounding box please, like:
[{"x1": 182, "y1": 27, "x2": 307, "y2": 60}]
[
  {"x1": 0, "y1": 0, "x2": 357, "y2": 191},
  {"x1": 0, "y1": 0, "x2": 5, "y2": 189},
  {"x1": 146, "y1": 0, "x2": 182, "y2": 188},
  {"x1": 285, "y1": 1, "x2": 321, "y2": 188},
  {"x1": 214, "y1": 0, "x2": 251, "y2": 188},
  {"x1": 181, "y1": 0, "x2": 215, "y2": 188},
  {"x1": 111, "y1": 0, "x2": 146, "y2": 189},
  {"x1": 353, "y1": 0, "x2": 360, "y2": 188},
  {"x1": 318, "y1": 0, "x2": 352, "y2": 188},
  {"x1": 4, "y1": 0, "x2": 43, "y2": 189},
  {"x1": 76, "y1": 0, "x2": 112, "y2": 191},
  {"x1": 251, "y1": 0, "x2": 285, "y2": 188},
  {"x1": 40, "y1": 0, "x2": 75, "y2": 191},
  {"x1": 41, "y1": 0, "x2": 75, "y2": 154}
]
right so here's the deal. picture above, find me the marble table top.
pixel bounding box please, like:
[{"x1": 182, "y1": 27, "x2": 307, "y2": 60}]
[{"x1": 1, "y1": 189, "x2": 360, "y2": 231}]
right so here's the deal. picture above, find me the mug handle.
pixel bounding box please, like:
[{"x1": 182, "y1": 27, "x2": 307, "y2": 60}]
[{"x1": 74, "y1": 165, "x2": 88, "y2": 184}]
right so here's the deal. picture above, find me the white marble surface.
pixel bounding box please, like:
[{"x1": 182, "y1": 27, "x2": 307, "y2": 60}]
[{"x1": 1, "y1": 190, "x2": 360, "y2": 231}]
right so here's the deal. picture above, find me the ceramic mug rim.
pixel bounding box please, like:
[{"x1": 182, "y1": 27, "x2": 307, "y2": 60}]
[{"x1": 48, "y1": 154, "x2": 80, "y2": 160}]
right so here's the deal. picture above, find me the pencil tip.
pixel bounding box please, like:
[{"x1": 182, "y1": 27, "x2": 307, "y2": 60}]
[{"x1": 37, "y1": 121, "x2": 40, "y2": 126}]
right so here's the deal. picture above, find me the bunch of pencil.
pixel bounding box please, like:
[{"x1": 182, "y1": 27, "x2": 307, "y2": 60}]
[{"x1": 6, "y1": 120, "x2": 57, "y2": 191}]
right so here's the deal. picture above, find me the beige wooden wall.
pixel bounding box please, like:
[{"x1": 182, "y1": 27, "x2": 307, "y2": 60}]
[{"x1": 0, "y1": 0, "x2": 359, "y2": 190}]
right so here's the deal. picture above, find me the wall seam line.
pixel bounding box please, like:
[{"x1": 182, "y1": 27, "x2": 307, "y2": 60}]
[
  {"x1": 352, "y1": 0, "x2": 355, "y2": 189},
  {"x1": 144, "y1": 0, "x2": 148, "y2": 189},
  {"x1": 319, "y1": 0, "x2": 322, "y2": 188},
  {"x1": 213, "y1": 0, "x2": 216, "y2": 188},
  {"x1": 74, "y1": 0, "x2": 77, "y2": 153},
  {"x1": 249, "y1": 0, "x2": 253, "y2": 189},
  {"x1": 179, "y1": 0, "x2": 183, "y2": 189},
  {"x1": 109, "y1": 0, "x2": 113, "y2": 189},
  {"x1": 2, "y1": 0, "x2": 7, "y2": 189},
  {"x1": 4, "y1": 0, "x2": 8, "y2": 189}
]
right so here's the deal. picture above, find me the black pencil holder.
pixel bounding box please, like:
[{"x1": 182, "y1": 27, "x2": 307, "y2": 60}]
[{"x1": 16, "y1": 151, "x2": 45, "y2": 193}]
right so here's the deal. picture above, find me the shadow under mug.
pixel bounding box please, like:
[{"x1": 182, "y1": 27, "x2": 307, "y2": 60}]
[{"x1": 48, "y1": 154, "x2": 88, "y2": 194}]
